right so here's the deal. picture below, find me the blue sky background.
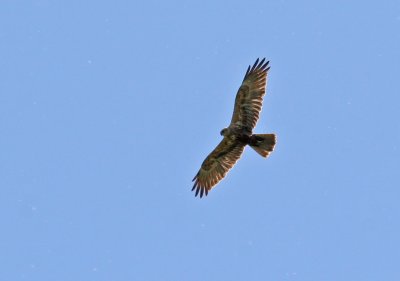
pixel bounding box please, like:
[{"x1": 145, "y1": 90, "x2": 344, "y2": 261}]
[{"x1": 1, "y1": 0, "x2": 400, "y2": 280}]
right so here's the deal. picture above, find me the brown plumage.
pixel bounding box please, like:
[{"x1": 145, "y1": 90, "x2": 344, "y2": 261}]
[{"x1": 192, "y1": 58, "x2": 276, "y2": 198}]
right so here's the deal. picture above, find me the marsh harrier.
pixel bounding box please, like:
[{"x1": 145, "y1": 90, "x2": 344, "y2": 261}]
[{"x1": 192, "y1": 58, "x2": 276, "y2": 198}]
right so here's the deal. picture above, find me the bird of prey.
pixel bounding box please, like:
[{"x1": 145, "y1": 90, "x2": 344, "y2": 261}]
[{"x1": 192, "y1": 58, "x2": 276, "y2": 198}]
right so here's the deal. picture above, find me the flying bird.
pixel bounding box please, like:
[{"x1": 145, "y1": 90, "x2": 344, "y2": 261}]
[{"x1": 192, "y1": 58, "x2": 276, "y2": 198}]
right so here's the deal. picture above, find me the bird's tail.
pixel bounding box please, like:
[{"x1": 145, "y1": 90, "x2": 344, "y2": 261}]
[{"x1": 249, "y1": 134, "x2": 276, "y2": 158}]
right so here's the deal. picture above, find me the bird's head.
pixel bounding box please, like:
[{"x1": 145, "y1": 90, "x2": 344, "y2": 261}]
[{"x1": 220, "y1": 128, "x2": 229, "y2": 136}]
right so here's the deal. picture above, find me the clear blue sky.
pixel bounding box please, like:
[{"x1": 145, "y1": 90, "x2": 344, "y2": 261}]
[{"x1": 1, "y1": 0, "x2": 400, "y2": 280}]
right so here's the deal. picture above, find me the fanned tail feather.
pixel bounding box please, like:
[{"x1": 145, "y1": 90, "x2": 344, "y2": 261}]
[{"x1": 249, "y1": 134, "x2": 276, "y2": 158}]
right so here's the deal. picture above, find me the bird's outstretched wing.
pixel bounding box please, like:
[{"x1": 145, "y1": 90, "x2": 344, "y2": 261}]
[
  {"x1": 192, "y1": 136, "x2": 245, "y2": 198},
  {"x1": 230, "y1": 58, "x2": 270, "y2": 132}
]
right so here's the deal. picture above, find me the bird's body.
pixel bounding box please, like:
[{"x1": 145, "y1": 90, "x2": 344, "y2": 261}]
[{"x1": 192, "y1": 58, "x2": 276, "y2": 198}]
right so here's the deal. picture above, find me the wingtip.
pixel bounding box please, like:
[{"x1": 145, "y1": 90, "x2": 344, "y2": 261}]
[
  {"x1": 244, "y1": 58, "x2": 270, "y2": 79},
  {"x1": 260, "y1": 59, "x2": 270, "y2": 71},
  {"x1": 250, "y1": 58, "x2": 260, "y2": 72},
  {"x1": 245, "y1": 65, "x2": 251, "y2": 77},
  {"x1": 199, "y1": 187, "x2": 209, "y2": 198},
  {"x1": 194, "y1": 185, "x2": 200, "y2": 197},
  {"x1": 192, "y1": 172, "x2": 199, "y2": 182},
  {"x1": 192, "y1": 180, "x2": 209, "y2": 199}
]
